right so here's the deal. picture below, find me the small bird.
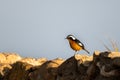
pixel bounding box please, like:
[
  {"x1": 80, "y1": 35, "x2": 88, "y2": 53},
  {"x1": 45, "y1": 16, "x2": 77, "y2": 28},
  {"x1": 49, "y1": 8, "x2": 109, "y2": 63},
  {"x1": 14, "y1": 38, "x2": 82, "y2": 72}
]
[{"x1": 66, "y1": 34, "x2": 89, "y2": 54}]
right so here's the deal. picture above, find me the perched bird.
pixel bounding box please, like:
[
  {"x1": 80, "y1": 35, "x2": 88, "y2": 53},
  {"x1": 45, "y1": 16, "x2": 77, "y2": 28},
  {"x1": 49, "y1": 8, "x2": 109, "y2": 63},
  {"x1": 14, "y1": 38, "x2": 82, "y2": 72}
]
[{"x1": 66, "y1": 34, "x2": 89, "y2": 54}]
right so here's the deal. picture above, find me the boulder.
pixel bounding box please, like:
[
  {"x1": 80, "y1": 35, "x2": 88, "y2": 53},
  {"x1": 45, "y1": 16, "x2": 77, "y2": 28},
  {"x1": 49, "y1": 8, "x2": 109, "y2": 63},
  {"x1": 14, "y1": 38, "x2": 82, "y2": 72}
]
[
  {"x1": 0, "y1": 52, "x2": 22, "y2": 64},
  {"x1": 57, "y1": 51, "x2": 120, "y2": 80},
  {"x1": 20, "y1": 57, "x2": 47, "y2": 66},
  {"x1": 3, "y1": 61, "x2": 33, "y2": 80},
  {"x1": 0, "y1": 51, "x2": 119, "y2": 80},
  {"x1": 0, "y1": 53, "x2": 22, "y2": 79},
  {"x1": 0, "y1": 64, "x2": 11, "y2": 79},
  {"x1": 94, "y1": 51, "x2": 120, "y2": 80},
  {"x1": 29, "y1": 58, "x2": 64, "y2": 80},
  {"x1": 57, "y1": 54, "x2": 93, "y2": 80}
]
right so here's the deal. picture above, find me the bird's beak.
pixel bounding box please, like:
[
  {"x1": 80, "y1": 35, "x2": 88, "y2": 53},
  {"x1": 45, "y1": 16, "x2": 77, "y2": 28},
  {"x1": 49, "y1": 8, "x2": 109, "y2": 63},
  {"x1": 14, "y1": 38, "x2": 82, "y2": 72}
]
[{"x1": 65, "y1": 37, "x2": 67, "y2": 39}]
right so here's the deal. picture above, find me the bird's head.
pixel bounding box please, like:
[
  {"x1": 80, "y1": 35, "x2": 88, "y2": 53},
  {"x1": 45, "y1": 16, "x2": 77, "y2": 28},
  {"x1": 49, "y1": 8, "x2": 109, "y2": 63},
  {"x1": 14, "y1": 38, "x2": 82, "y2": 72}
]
[{"x1": 66, "y1": 35, "x2": 76, "y2": 41}]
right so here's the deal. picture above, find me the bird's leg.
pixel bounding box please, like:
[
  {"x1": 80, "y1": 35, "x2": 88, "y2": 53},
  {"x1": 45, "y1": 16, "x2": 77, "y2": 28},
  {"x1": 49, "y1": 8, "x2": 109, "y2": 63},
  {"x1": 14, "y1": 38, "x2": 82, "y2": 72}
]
[{"x1": 76, "y1": 51, "x2": 79, "y2": 54}]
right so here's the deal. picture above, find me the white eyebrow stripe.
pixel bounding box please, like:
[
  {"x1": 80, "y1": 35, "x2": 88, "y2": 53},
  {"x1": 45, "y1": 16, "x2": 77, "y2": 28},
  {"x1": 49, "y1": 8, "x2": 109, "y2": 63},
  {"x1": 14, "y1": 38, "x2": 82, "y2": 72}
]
[{"x1": 69, "y1": 36, "x2": 76, "y2": 40}]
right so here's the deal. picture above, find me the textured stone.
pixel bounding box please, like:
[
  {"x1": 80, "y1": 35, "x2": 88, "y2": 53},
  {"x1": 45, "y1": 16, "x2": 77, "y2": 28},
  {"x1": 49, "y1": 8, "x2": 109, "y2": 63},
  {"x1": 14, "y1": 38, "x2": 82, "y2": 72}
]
[
  {"x1": 0, "y1": 52, "x2": 22, "y2": 64},
  {"x1": 3, "y1": 61, "x2": 33, "y2": 80},
  {"x1": 29, "y1": 58, "x2": 64, "y2": 80},
  {"x1": 0, "y1": 64, "x2": 11, "y2": 79},
  {"x1": 20, "y1": 57, "x2": 47, "y2": 66},
  {"x1": 0, "y1": 51, "x2": 119, "y2": 80}
]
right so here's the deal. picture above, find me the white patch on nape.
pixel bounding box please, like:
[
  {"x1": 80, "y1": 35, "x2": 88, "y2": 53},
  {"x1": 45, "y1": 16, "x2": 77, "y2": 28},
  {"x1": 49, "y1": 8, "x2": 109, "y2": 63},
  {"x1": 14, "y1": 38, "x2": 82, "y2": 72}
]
[{"x1": 69, "y1": 35, "x2": 76, "y2": 40}]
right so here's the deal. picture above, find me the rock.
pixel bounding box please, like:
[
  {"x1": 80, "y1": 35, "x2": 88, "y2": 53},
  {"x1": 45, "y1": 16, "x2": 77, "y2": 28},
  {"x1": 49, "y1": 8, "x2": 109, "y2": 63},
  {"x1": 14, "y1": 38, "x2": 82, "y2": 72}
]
[
  {"x1": 0, "y1": 53, "x2": 22, "y2": 79},
  {"x1": 74, "y1": 54, "x2": 93, "y2": 67},
  {"x1": 20, "y1": 57, "x2": 47, "y2": 66},
  {"x1": 57, "y1": 56, "x2": 78, "y2": 80},
  {"x1": 37, "y1": 58, "x2": 48, "y2": 65},
  {"x1": 0, "y1": 64, "x2": 12, "y2": 79},
  {"x1": 29, "y1": 58, "x2": 64, "y2": 80},
  {"x1": 108, "y1": 52, "x2": 120, "y2": 58},
  {"x1": 0, "y1": 51, "x2": 119, "y2": 80},
  {"x1": 92, "y1": 51, "x2": 120, "y2": 80},
  {"x1": 57, "y1": 51, "x2": 120, "y2": 80},
  {"x1": 0, "y1": 54, "x2": 6, "y2": 63},
  {"x1": 57, "y1": 54, "x2": 93, "y2": 80},
  {"x1": 3, "y1": 61, "x2": 33, "y2": 80},
  {"x1": 0, "y1": 52, "x2": 22, "y2": 64}
]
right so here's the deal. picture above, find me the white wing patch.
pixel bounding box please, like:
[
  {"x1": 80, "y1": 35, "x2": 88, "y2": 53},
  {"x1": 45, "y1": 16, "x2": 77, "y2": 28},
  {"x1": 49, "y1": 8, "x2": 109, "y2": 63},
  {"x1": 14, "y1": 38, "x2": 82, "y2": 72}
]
[{"x1": 78, "y1": 42, "x2": 83, "y2": 46}]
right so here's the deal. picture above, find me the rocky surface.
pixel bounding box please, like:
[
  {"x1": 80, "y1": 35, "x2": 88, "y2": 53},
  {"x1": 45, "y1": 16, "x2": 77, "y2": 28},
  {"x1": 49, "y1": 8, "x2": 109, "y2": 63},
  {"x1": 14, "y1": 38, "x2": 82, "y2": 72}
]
[
  {"x1": 0, "y1": 51, "x2": 119, "y2": 80},
  {"x1": 29, "y1": 58, "x2": 64, "y2": 80}
]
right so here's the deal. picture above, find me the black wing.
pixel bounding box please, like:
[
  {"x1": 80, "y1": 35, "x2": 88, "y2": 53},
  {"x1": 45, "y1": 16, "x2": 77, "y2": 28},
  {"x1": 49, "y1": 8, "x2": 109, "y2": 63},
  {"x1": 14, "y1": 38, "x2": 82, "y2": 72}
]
[
  {"x1": 75, "y1": 39, "x2": 90, "y2": 54},
  {"x1": 75, "y1": 39, "x2": 84, "y2": 48}
]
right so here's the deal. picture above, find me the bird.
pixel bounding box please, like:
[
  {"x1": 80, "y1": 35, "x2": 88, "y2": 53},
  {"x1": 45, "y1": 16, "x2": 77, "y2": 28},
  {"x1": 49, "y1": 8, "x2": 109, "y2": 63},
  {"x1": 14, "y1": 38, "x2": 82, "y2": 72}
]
[{"x1": 66, "y1": 34, "x2": 89, "y2": 54}]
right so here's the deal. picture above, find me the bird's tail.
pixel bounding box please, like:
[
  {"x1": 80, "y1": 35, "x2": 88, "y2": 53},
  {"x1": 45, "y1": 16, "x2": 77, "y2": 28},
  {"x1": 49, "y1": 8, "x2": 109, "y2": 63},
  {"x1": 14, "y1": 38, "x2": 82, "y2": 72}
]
[{"x1": 84, "y1": 49, "x2": 90, "y2": 54}]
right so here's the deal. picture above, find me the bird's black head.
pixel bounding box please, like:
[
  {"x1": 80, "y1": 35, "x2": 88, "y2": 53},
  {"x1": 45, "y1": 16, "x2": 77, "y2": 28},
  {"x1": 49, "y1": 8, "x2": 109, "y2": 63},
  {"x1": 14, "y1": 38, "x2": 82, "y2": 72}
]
[{"x1": 66, "y1": 35, "x2": 76, "y2": 40}]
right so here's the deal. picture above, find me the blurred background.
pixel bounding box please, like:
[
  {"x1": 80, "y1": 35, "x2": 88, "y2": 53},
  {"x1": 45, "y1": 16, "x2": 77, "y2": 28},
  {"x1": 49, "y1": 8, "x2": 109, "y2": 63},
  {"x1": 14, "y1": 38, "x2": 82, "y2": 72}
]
[{"x1": 0, "y1": 0, "x2": 120, "y2": 59}]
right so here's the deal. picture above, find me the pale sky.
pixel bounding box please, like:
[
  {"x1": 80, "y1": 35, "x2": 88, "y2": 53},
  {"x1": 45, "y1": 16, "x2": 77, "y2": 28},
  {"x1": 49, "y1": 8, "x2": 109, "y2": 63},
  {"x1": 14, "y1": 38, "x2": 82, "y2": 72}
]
[{"x1": 0, "y1": 0, "x2": 120, "y2": 59}]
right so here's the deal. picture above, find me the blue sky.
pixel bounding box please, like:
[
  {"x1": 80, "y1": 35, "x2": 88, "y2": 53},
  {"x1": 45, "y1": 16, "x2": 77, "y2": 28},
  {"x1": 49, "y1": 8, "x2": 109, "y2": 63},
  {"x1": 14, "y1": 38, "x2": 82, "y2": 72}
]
[{"x1": 0, "y1": 0, "x2": 120, "y2": 59}]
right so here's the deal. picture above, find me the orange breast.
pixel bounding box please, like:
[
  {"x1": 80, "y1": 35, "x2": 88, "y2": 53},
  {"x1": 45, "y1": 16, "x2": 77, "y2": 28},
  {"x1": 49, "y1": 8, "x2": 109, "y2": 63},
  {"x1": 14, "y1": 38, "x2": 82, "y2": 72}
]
[{"x1": 68, "y1": 39, "x2": 82, "y2": 51}]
